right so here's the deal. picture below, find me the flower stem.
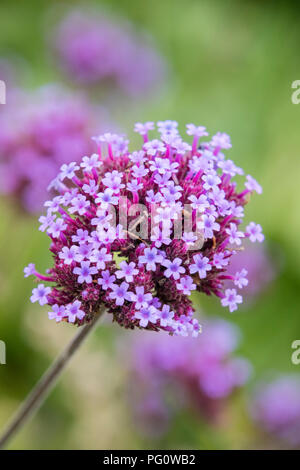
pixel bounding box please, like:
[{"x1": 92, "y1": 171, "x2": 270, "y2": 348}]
[{"x1": 0, "y1": 308, "x2": 105, "y2": 449}]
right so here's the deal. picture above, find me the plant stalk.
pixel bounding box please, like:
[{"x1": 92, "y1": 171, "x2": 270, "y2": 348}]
[{"x1": 0, "y1": 308, "x2": 105, "y2": 449}]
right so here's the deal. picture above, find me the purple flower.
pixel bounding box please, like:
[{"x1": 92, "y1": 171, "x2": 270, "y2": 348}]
[
  {"x1": 30, "y1": 284, "x2": 51, "y2": 306},
  {"x1": 25, "y1": 120, "x2": 263, "y2": 329},
  {"x1": 82, "y1": 180, "x2": 99, "y2": 196},
  {"x1": 90, "y1": 247, "x2": 112, "y2": 269},
  {"x1": 157, "y1": 120, "x2": 178, "y2": 135},
  {"x1": 225, "y1": 242, "x2": 277, "y2": 302},
  {"x1": 134, "y1": 305, "x2": 158, "y2": 327},
  {"x1": 162, "y1": 258, "x2": 185, "y2": 280},
  {"x1": 127, "y1": 180, "x2": 143, "y2": 193},
  {"x1": 102, "y1": 171, "x2": 125, "y2": 193},
  {"x1": 69, "y1": 195, "x2": 90, "y2": 215},
  {"x1": 177, "y1": 276, "x2": 196, "y2": 295},
  {"x1": 226, "y1": 223, "x2": 244, "y2": 246},
  {"x1": 47, "y1": 218, "x2": 67, "y2": 239},
  {"x1": 146, "y1": 190, "x2": 162, "y2": 204},
  {"x1": 144, "y1": 139, "x2": 166, "y2": 156},
  {"x1": 221, "y1": 289, "x2": 243, "y2": 312},
  {"x1": 80, "y1": 154, "x2": 102, "y2": 172},
  {"x1": 54, "y1": 11, "x2": 165, "y2": 97},
  {"x1": 213, "y1": 252, "x2": 229, "y2": 269},
  {"x1": 39, "y1": 214, "x2": 56, "y2": 232},
  {"x1": 126, "y1": 318, "x2": 251, "y2": 436},
  {"x1": 0, "y1": 86, "x2": 103, "y2": 213},
  {"x1": 129, "y1": 150, "x2": 146, "y2": 164},
  {"x1": 65, "y1": 300, "x2": 85, "y2": 323},
  {"x1": 150, "y1": 227, "x2": 172, "y2": 248},
  {"x1": 186, "y1": 124, "x2": 208, "y2": 137},
  {"x1": 211, "y1": 132, "x2": 232, "y2": 149},
  {"x1": 182, "y1": 232, "x2": 198, "y2": 246},
  {"x1": 59, "y1": 162, "x2": 79, "y2": 181},
  {"x1": 189, "y1": 254, "x2": 211, "y2": 279},
  {"x1": 139, "y1": 247, "x2": 164, "y2": 271},
  {"x1": 234, "y1": 269, "x2": 248, "y2": 289},
  {"x1": 250, "y1": 376, "x2": 300, "y2": 446},
  {"x1": 132, "y1": 286, "x2": 153, "y2": 309},
  {"x1": 134, "y1": 122, "x2": 155, "y2": 136},
  {"x1": 154, "y1": 172, "x2": 172, "y2": 186},
  {"x1": 24, "y1": 263, "x2": 36, "y2": 278},
  {"x1": 116, "y1": 261, "x2": 139, "y2": 283},
  {"x1": 48, "y1": 304, "x2": 66, "y2": 322},
  {"x1": 188, "y1": 194, "x2": 209, "y2": 211},
  {"x1": 59, "y1": 246, "x2": 81, "y2": 265},
  {"x1": 245, "y1": 175, "x2": 262, "y2": 194},
  {"x1": 198, "y1": 214, "x2": 220, "y2": 239},
  {"x1": 72, "y1": 229, "x2": 89, "y2": 244},
  {"x1": 218, "y1": 159, "x2": 243, "y2": 177},
  {"x1": 97, "y1": 270, "x2": 116, "y2": 290},
  {"x1": 158, "y1": 304, "x2": 175, "y2": 327},
  {"x1": 73, "y1": 261, "x2": 98, "y2": 284},
  {"x1": 77, "y1": 243, "x2": 93, "y2": 260},
  {"x1": 96, "y1": 189, "x2": 118, "y2": 209},
  {"x1": 132, "y1": 165, "x2": 149, "y2": 179},
  {"x1": 202, "y1": 172, "x2": 221, "y2": 191},
  {"x1": 44, "y1": 196, "x2": 62, "y2": 214},
  {"x1": 109, "y1": 282, "x2": 132, "y2": 306},
  {"x1": 246, "y1": 222, "x2": 264, "y2": 243}
]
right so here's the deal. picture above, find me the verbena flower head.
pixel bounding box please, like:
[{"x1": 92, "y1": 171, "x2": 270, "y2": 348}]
[
  {"x1": 250, "y1": 375, "x2": 300, "y2": 446},
  {"x1": 0, "y1": 86, "x2": 109, "y2": 212},
  {"x1": 126, "y1": 318, "x2": 251, "y2": 436},
  {"x1": 53, "y1": 9, "x2": 165, "y2": 97},
  {"x1": 25, "y1": 121, "x2": 263, "y2": 335}
]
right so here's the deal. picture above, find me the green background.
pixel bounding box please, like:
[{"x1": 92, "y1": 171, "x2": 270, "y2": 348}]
[{"x1": 0, "y1": 0, "x2": 299, "y2": 449}]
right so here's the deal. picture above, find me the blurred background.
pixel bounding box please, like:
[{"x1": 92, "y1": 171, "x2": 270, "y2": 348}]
[{"x1": 0, "y1": 0, "x2": 299, "y2": 449}]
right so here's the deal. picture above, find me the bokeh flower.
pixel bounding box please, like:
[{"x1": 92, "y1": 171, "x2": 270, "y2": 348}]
[
  {"x1": 53, "y1": 9, "x2": 165, "y2": 97},
  {"x1": 125, "y1": 318, "x2": 251, "y2": 437},
  {"x1": 0, "y1": 86, "x2": 110, "y2": 212},
  {"x1": 25, "y1": 121, "x2": 263, "y2": 335},
  {"x1": 0, "y1": 86, "x2": 111, "y2": 212},
  {"x1": 250, "y1": 375, "x2": 300, "y2": 446}
]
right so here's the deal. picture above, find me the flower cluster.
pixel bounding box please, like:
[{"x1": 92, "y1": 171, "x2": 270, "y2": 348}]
[
  {"x1": 250, "y1": 375, "x2": 300, "y2": 446},
  {"x1": 0, "y1": 86, "x2": 108, "y2": 212},
  {"x1": 25, "y1": 120, "x2": 263, "y2": 336},
  {"x1": 53, "y1": 9, "x2": 165, "y2": 97},
  {"x1": 126, "y1": 318, "x2": 251, "y2": 436}
]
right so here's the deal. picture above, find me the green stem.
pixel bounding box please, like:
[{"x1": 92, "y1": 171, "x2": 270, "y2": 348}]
[{"x1": 0, "y1": 309, "x2": 105, "y2": 449}]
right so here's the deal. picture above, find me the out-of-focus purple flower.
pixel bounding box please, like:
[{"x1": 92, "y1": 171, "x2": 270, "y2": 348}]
[
  {"x1": 0, "y1": 86, "x2": 110, "y2": 212},
  {"x1": 53, "y1": 9, "x2": 165, "y2": 97},
  {"x1": 250, "y1": 375, "x2": 300, "y2": 446},
  {"x1": 126, "y1": 318, "x2": 251, "y2": 437}
]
